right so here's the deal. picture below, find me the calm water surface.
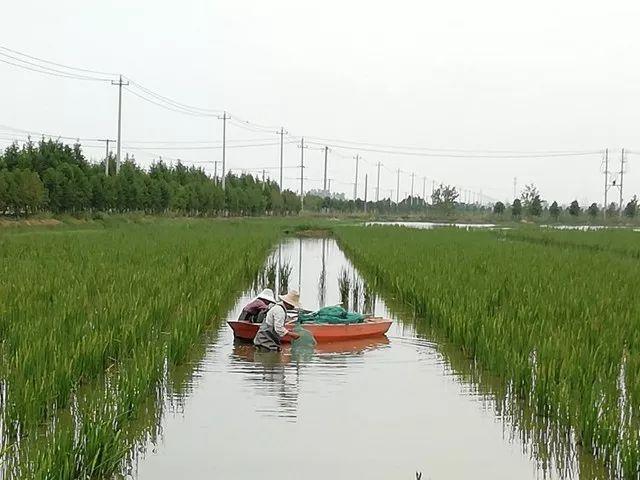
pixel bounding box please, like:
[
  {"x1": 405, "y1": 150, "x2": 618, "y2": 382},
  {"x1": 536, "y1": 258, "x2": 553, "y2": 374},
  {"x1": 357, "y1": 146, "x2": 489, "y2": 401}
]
[
  {"x1": 131, "y1": 238, "x2": 594, "y2": 480},
  {"x1": 366, "y1": 221, "x2": 500, "y2": 230}
]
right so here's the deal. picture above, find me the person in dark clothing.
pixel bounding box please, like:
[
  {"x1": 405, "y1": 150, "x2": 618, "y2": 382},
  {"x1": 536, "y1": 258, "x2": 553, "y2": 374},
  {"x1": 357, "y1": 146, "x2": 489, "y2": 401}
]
[
  {"x1": 254, "y1": 290, "x2": 301, "y2": 351},
  {"x1": 238, "y1": 288, "x2": 276, "y2": 323}
]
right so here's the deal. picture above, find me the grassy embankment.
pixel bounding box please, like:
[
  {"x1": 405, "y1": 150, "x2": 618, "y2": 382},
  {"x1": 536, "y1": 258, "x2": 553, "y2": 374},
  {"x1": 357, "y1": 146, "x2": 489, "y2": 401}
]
[
  {"x1": 335, "y1": 225, "x2": 640, "y2": 478},
  {"x1": 0, "y1": 219, "x2": 283, "y2": 478}
]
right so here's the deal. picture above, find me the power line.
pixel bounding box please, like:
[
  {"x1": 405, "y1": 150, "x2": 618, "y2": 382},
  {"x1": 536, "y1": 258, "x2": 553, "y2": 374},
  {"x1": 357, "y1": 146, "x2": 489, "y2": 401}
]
[
  {"x1": 304, "y1": 140, "x2": 602, "y2": 159},
  {"x1": 0, "y1": 56, "x2": 112, "y2": 82},
  {"x1": 123, "y1": 86, "x2": 215, "y2": 117},
  {"x1": 0, "y1": 44, "x2": 117, "y2": 76},
  {"x1": 305, "y1": 135, "x2": 600, "y2": 155},
  {"x1": 125, "y1": 78, "x2": 222, "y2": 115}
]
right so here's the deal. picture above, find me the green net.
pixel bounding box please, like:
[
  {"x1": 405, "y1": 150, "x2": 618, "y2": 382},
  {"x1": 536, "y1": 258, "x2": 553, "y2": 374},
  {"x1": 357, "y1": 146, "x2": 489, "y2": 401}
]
[
  {"x1": 297, "y1": 306, "x2": 366, "y2": 325},
  {"x1": 291, "y1": 324, "x2": 316, "y2": 360}
]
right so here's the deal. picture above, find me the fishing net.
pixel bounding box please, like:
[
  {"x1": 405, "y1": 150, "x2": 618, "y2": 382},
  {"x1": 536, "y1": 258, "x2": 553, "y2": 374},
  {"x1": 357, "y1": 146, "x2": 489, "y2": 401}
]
[
  {"x1": 298, "y1": 306, "x2": 366, "y2": 325},
  {"x1": 291, "y1": 324, "x2": 316, "y2": 361}
]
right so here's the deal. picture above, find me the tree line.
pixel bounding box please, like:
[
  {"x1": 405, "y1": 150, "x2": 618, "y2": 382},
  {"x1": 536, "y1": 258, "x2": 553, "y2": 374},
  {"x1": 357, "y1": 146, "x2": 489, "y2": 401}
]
[
  {"x1": 0, "y1": 139, "x2": 487, "y2": 218},
  {"x1": 4, "y1": 139, "x2": 632, "y2": 220},
  {"x1": 0, "y1": 139, "x2": 302, "y2": 216},
  {"x1": 492, "y1": 184, "x2": 638, "y2": 220}
]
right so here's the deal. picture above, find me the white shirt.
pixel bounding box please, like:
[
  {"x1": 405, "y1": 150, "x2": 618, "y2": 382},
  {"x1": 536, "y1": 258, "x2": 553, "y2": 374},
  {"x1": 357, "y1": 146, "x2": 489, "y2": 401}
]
[{"x1": 264, "y1": 303, "x2": 289, "y2": 337}]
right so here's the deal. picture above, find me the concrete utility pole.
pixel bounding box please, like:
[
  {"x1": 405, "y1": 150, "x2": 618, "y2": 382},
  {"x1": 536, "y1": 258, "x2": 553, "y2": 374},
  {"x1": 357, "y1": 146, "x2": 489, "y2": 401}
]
[
  {"x1": 323, "y1": 146, "x2": 329, "y2": 193},
  {"x1": 111, "y1": 75, "x2": 129, "y2": 174},
  {"x1": 353, "y1": 154, "x2": 360, "y2": 200},
  {"x1": 298, "y1": 137, "x2": 308, "y2": 211},
  {"x1": 603, "y1": 148, "x2": 609, "y2": 221},
  {"x1": 262, "y1": 169, "x2": 266, "y2": 184},
  {"x1": 98, "y1": 139, "x2": 115, "y2": 176},
  {"x1": 218, "y1": 111, "x2": 230, "y2": 189},
  {"x1": 364, "y1": 174, "x2": 368, "y2": 212},
  {"x1": 422, "y1": 177, "x2": 426, "y2": 202},
  {"x1": 410, "y1": 172, "x2": 415, "y2": 205},
  {"x1": 513, "y1": 177, "x2": 517, "y2": 199},
  {"x1": 376, "y1": 162, "x2": 381, "y2": 202},
  {"x1": 431, "y1": 180, "x2": 435, "y2": 204},
  {"x1": 619, "y1": 148, "x2": 626, "y2": 216},
  {"x1": 396, "y1": 169, "x2": 400, "y2": 204},
  {"x1": 278, "y1": 127, "x2": 287, "y2": 190}
]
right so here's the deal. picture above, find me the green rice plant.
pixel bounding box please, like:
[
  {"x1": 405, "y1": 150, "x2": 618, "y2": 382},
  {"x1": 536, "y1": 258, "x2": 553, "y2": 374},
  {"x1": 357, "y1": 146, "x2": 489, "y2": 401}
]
[
  {"x1": 265, "y1": 261, "x2": 277, "y2": 291},
  {"x1": 337, "y1": 268, "x2": 350, "y2": 307},
  {"x1": 335, "y1": 225, "x2": 640, "y2": 478},
  {"x1": 0, "y1": 219, "x2": 280, "y2": 478},
  {"x1": 278, "y1": 261, "x2": 292, "y2": 294},
  {"x1": 351, "y1": 278, "x2": 361, "y2": 312}
]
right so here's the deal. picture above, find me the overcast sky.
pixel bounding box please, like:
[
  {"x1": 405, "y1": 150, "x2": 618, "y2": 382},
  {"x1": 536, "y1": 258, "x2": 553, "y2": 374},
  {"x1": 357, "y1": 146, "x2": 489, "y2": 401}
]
[{"x1": 2, "y1": 0, "x2": 640, "y2": 205}]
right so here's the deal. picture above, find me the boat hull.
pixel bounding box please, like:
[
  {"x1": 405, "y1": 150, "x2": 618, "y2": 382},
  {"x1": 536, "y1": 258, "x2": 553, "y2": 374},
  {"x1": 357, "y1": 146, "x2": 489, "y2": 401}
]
[{"x1": 227, "y1": 318, "x2": 392, "y2": 343}]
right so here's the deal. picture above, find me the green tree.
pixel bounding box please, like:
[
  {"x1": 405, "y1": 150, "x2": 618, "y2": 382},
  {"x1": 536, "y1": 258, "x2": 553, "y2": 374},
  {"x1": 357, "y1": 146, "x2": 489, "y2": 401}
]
[
  {"x1": 587, "y1": 202, "x2": 599, "y2": 219},
  {"x1": 493, "y1": 201, "x2": 505, "y2": 214},
  {"x1": 569, "y1": 200, "x2": 581, "y2": 216},
  {"x1": 520, "y1": 184, "x2": 540, "y2": 210},
  {"x1": 511, "y1": 198, "x2": 522, "y2": 218},
  {"x1": 431, "y1": 184, "x2": 459, "y2": 212},
  {"x1": 549, "y1": 201, "x2": 560, "y2": 220},
  {"x1": 529, "y1": 195, "x2": 542, "y2": 217},
  {"x1": 624, "y1": 196, "x2": 637, "y2": 218}
]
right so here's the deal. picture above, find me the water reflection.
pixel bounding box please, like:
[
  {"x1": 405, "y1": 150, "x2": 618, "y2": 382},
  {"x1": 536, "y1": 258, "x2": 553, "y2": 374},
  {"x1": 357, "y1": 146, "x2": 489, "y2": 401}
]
[{"x1": 228, "y1": 336, "x2": 392, "y2": 421}]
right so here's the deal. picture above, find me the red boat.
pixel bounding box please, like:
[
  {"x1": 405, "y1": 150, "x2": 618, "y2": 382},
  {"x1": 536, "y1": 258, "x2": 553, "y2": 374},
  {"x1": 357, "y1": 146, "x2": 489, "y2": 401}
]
[{"x1": 228, "y1": 317, "x2": 392, "y2": 343}]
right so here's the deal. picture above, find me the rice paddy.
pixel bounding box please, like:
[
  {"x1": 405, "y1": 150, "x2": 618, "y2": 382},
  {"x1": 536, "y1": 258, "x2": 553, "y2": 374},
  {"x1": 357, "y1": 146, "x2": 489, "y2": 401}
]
[
  {"x1": 0, "y1": 219, "x2": 279, "y2": 478},
  {"x1": 3, "y1": 219, "x2": 639, "y2": 478},
  {"x1": 335, "y1": 225, "x2": 640, "y2": 478}
]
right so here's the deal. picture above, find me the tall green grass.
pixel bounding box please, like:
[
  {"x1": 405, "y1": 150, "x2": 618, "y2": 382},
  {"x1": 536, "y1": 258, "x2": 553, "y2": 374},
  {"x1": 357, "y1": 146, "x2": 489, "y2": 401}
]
[
  {"x1": 499, "y1": 227, "x2": 640, "y2": 259},
  {"x1": 336, "y1": 226, "x2": 640, "y2": 478},
  {"x1": 0, "y1": 219, "x2": 279, "y2": 478}
]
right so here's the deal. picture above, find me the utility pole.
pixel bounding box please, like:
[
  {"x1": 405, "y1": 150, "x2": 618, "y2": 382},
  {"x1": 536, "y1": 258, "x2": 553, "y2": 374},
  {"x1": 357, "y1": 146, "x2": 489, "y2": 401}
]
[
  {"x1": 431, "y1": 180, "x2": 435, "y2": 204},
  {"x1": 513, "y1": 177, "x2": 517, "y2": 199},
  {"x1": 278, "y1": 127, "x2": 287, "y2": 190},
  {"x1": 111, "y1": 75, "x2": 129, "y2": 174},
  {"x1": 376, "y1": 162, "x2": 381, "y2": 202},
  {"x1": 603, "y1": 148, "x2": 609, "y2": 221},
  {"x1": 323, "y1": 146, "x2": 329, "y2": 193},
  {"x1": 410, "y1": 172, "x2": 415, "y2": 205},
  {"x1": 98, "y1": 139, "x2": 115, "y2": 176},
  {"x1": 353, "y1": 154, "x2": 360, "y2": 200},
  {"x1": 396, "y1": 169, "x2": 400, "y2": 204},
  {"x1": 364, "y1": 174, "x2": 368, "y2": 212},
  {"x1": 262, "y1": 169, "x2": 266, "y2": 184},
  {"x1": 422, "y1": 177, "x2": 426, "y2": 202},
  {"x1": 328, "y1": 179, "x2": 332, "y2": 195},
  {"x1": 620, "y1": 148, "x2": 626, "y2": 216},
  {"x1": 218, "y1": 111, "x2": 230, "y2": 189},
  {"x1": 298, "y1": 137, "x2": 308, "y2": 211}
]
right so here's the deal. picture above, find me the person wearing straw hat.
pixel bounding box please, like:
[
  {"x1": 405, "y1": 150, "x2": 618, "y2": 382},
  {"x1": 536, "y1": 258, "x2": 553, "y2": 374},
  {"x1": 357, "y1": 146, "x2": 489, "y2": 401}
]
[
  {"x1": 238, "y1": 288, "x2": 276, "y2": 323},
  {"x1": 254, "y1": 290, "x2": 301, "y2": 351}
]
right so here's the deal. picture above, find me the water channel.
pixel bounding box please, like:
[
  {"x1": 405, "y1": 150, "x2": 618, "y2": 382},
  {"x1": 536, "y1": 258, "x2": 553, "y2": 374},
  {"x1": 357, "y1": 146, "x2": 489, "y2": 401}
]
[{"x1": 130, "y1": 237, "x2": 599, "y2": 480}]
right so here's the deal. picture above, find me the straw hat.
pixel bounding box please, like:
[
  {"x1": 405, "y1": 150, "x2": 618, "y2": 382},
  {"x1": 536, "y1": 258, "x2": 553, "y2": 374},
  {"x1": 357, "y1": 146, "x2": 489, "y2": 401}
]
[
  {"x1": 257, "y1": 288, "x2": 276, "y2": 304},
  {"x1": 279, "y1": 289, "x2": 301, "y2": 309}
]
